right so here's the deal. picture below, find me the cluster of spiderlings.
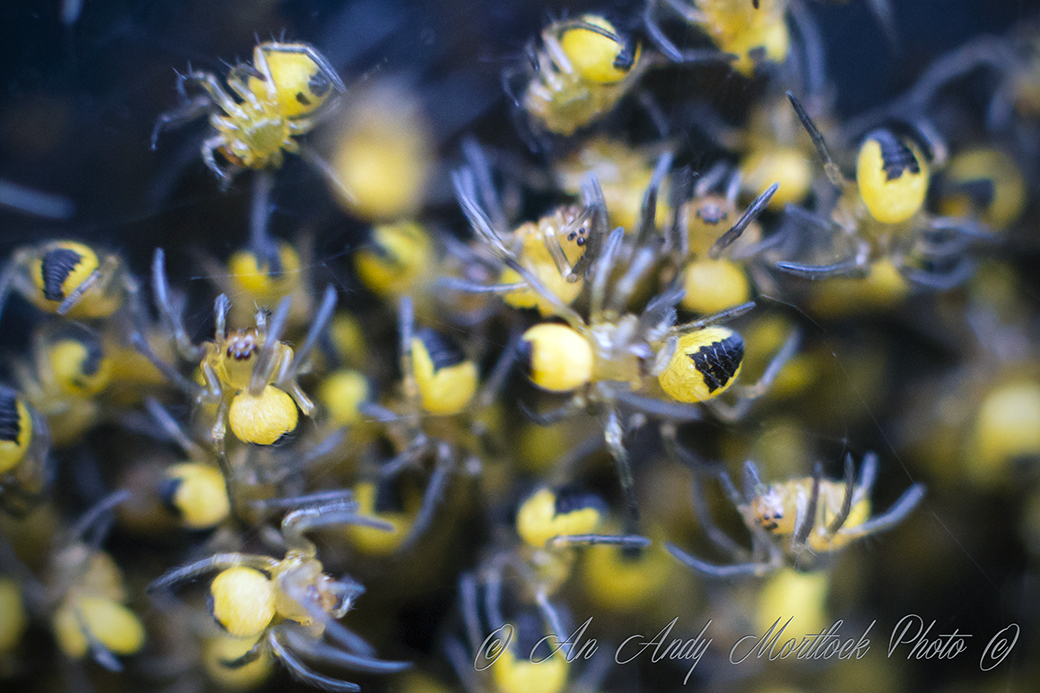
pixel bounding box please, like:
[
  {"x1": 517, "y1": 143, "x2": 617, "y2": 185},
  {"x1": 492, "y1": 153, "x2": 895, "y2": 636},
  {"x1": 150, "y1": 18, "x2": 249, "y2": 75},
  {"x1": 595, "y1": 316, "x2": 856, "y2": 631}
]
[{"x1": 0, "y1": 2, "x2": 1038, "y2": 692}]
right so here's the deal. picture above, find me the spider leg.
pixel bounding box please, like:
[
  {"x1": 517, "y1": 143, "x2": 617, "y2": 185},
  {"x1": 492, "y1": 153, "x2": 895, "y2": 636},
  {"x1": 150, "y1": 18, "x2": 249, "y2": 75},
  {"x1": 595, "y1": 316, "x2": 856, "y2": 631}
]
[
  {"x1": 606, "y1": 243, "x2": 660, "y2": 316},
  {"x1": 130, "y1": 332, "x2": 201, "y2": 399},
  {"x1": 643, "y1": 0, "x2": 684, "y2": 62},
  {"x1": 452, "y1": 166, "x2": 511, "y2": 258},
  {"x1": 826, "y1": 453, "x2": 857, "y2": 534},
  {"x1": 518, "y1": 396, "x2": 584, "y2": 427},
  {"x1": 787, "y1": 0, "x2": 827, "y2": 98},
  {"x1": 151, "y1": 95, "x2": 211, "y2": 150},
  {"x1": 397, "y1": 441, "x2": 454, "y2": 552},
  {"x1": 55, "y1": 265, "x2": 104, "y2": 316},
  {"x1": 477, "y1": 331, "x2": 520, "y2": 408},
  {"x1": 588, "y1": 225, "x2": 625, "y2": 323},
  {"x1": 72, "y1": 606, "x2": 124, "y2": 671},
  {"x1": 668, "y1": 301, "x2": 756, "y2": 337},
  {"x1": 398, "y1": 295, "x2": 420, "y2": 413},
  {"x1": 249, "y1": 295, "x2": 293, "y2": 394},
  {"x1": 251, "y1": 488, "x2": 354, "y2": 512},
  {"x1": 605, "y1": 406, "x2": 639, "y2": 521},
  {"x1": 248, "y1": 170, "x2": 279, "y2": 270},
  {"x1": 853, "y1": 451, "x2": 879, "y2": 506},
  {"x1": 268, "y1": 630, "x2": 362, "y2": 693},
  {"x1": 377, "y1": 437, "x2": 431, "y2": 479},
  {"x1": 533, "y1": 590, "x2": 569, "y2": 656},
  {"x1": 690, "y1": 468, "x2": 750, "y2": 559},
  {"x1": 151, "y1": 249, "x2": 203, "y2": 361},
  {"x1": 143, "y1": 398, "x2": 205, "y2": 459},
  {"x1": 666, "y1": 542, "x2": 775, "y2": 578},
  {"x1": 792, "y1": 463, "x2": 822, "y2": 552},
  {"x1": 741, "y1": 460, "x2": 765, "y2": 503},
  {"x1": 841, "y1": 483, "x2": 925, "y2": 538},
  {"x1": 184, "y1": 70, "x2": 249, "y2": 120},
  {"x1": 280, "y1": 626, "x2": 411, "y2": 674},
  {"x1": 612, "y1": 390, "x2": 704, "y2": 422},
  {"x1": 634, "y1": 151, "x2": 674, "y2": 247},
  {"x1": 201, "y1": 135, "x2": 235, "y2": 186},
  {"x1": 708, "y1": 183, "x2": 778, "y2": 260},
  {"x1": 281, "y1": 500, "x2": 393, "y2": 553},
  {"x1": 148, "y1": 553, "x2": 280, "y2": 596},
  {"x1": 67, "y1": 490, "x2": 130, "y2": 547},
  {"x1": 775, "y1": 257, "x2": 869, "y2": 279},
  {"x1": 286, "y1": 285, "x2": 338, "y2": 378},
  {"x1": 549, "y1": 533, "x2": 650, "y2": 549},
  {"x1": 461, "y1": 137, "x2": 509, "y2": 236},
  {"x1": 786, "y1": 91, "x2": 845, "y2": 188},
  {"x1": 446, "y1": 635, "x2": 483, "y2": 693},
  {"x1": 900, "y1": 258, "x2": 975, "y2": 291},
  {"x1": 435, "y1": 277, "x2": 529, "y2": 295},
  {"x1": 458, "y1": 572, "x2": 484, "y2": 654}
]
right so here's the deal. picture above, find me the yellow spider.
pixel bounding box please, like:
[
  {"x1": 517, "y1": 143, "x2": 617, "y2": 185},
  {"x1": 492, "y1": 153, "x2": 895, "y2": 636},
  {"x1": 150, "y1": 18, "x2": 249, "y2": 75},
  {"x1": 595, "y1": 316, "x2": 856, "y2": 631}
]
[
  {"x1": 150, "y1": 497, "x2": 409, "y2": 691},
  {"x1": 668, "y1": 452, "x2": 925, "y2": 576},
  {"x1": 152, "y1": 41, "x2": 345, "y2": 182}
]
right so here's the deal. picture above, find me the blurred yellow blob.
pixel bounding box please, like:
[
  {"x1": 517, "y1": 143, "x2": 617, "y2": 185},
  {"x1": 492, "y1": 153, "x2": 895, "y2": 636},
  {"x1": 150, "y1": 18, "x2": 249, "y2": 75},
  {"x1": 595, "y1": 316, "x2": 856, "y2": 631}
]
[{"x1": 327, "y1": 82, "x2": 434, "y2": 221}]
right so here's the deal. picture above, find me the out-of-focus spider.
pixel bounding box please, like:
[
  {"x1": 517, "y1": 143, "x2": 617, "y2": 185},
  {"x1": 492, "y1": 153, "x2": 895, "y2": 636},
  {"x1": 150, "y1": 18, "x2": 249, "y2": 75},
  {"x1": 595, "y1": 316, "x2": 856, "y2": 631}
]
[
  {"x1": 667, "y1": 452, "x2": 926, "y2": 576},
  {"x1": 149, "y1": 497, "x2": 410, "y2": 692}
]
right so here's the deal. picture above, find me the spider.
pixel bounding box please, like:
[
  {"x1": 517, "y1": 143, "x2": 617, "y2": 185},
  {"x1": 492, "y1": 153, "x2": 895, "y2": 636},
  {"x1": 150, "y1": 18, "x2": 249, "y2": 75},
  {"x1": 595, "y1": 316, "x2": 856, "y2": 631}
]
[
  {"x1": 661, "y1": 161, "x2": 781, "y2": 315},
  {"x1": 644, "y1": 0, "x2": 791, "y2": 76},
  {"x1": 775, "y1": 93, "x2": 996, "y2": 291},
  {"x1": 352, "y1": 295, "x2": 515, "y2": 553},
  {"x1": 446, "y1": 556, "x2": 617, "y2": 693},
  {"x1": 0, "y1": 241, "x2": 137, "y2": 327},
  {"x1": 509, "y1": 215, "x2": 798, "y2": 518},
  {"x1": 510, "y1": 14, "x2": 649, "y2": 137},
  {"x1": 134, "y1": 248, "x2": 337, "y2": 450},
  {"x1": 667, "y1": 452, "x2": 926, "y2": 576},
  {"x1": 149, "y1": 497, "x2": 410, "y2": 692},
  {"x1": 0, "y1": 385, "x2": 51, "y2": 515},
  {"x1": 152, "y1": 41, "x2": 345, "y2": 183},
  {"x1": 446, "y1": 139, "x2": 606, "y2": 319},
  {"x1": 0, "y1": 491, "x2": 146, "y2": 671}
]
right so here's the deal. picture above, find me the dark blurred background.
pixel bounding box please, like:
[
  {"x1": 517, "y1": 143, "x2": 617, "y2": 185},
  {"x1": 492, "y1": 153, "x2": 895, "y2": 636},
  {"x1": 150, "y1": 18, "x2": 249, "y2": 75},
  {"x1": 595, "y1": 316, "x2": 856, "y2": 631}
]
[{"x1": 0, "y1": 0, "x2": 1030, "y2": 261}]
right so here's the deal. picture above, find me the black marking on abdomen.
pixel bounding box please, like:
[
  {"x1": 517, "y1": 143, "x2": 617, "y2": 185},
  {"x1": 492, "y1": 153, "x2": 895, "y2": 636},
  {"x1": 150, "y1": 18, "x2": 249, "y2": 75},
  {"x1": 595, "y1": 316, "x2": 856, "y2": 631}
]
[
  {"x1": 689, "y1": 333, "x2": 744, "y2": 394},
  {"x1": 554, "y1": 485, "x2": 606, "y2": 516},
  {"x1": 158, "y1": 477, "x2": 183, "y2": 517},
  {"x1": 870, "y1": 130, "x2": 921, "y2": 181},
  {"x1": 416, "y1": 328, "x2": 466, "y2": 372},
  {"x1": 308, "y1": 72, "x2": 331, "y2": 98},
  {"x1": 40, "y1": 247, "x2": 84, "y2": 301},
  {"x1": 0, "y1": 389, "x2": 21, "y2": 443}
]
